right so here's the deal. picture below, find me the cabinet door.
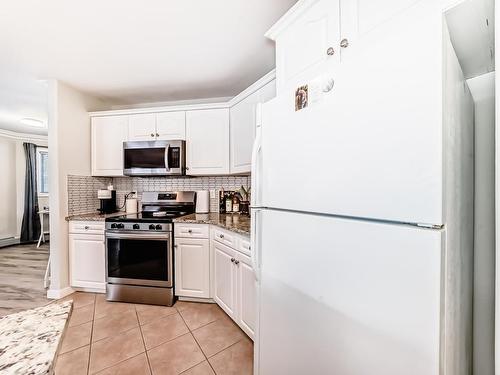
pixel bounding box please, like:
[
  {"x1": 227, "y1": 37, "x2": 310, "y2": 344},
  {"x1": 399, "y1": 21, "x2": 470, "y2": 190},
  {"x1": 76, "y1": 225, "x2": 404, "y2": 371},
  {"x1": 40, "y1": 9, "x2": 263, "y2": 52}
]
[
  {"x1": 275, "y1": 0, "x2": 340, "y2": 93},
  {"x1": 92, "y1": 116, "x2": 128, "y2": 176},
  {"x1": 128, "y1": 113, "x2": 157, "y2": 141},
  {"x1": 156, "y1": 112, "x2": 186, "y2": 140},
  {"x1": 230, "y1": 80, "x2": 276, "y2": 174},
  {"x1": 236, "y1": 253, "x2": 256, "y2": 340},
  {"x1": 69, "y1": 233, "x2": 106, "y2": 291},
  {"x1": 213, "y1": 240, "x2": 237, "y2": 318},
  {"x1": 174, "y1": 238, "x2": 210, "y2": 298},
  {"x1": 186, "y1": 109, "x2": 229, "y2": 175},
  {"x1": 340, "y1": 0, "x2": 421, "y2": 62},
  {"x1": 230, "y1": 91, "x2": 260, "y2": 174}
]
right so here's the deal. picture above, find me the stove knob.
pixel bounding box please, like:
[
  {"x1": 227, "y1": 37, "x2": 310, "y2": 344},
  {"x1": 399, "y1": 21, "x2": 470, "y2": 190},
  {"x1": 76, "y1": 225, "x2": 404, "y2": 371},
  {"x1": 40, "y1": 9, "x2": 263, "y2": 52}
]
[
  {"x1": 133, "y1": 224, "x2": 140, "y2": 230},
  {"x1": 149, "y1": 224, "x2": 156, "y2": 230},
  {"x1": 117, "y1": 223, "x2": 125, "y2": 229},
  {"x1": 110, "y1": 223, "x2": 117, "y2": 229},
  {"x1": 155, "y1": 224, "x2": 163, "y2": 230}
]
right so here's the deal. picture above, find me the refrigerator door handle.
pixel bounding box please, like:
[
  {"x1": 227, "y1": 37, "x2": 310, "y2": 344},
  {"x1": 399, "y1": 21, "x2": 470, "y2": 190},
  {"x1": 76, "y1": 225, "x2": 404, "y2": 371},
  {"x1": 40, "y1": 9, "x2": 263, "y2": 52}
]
[
  {"x1": 251, "y1": 104, "x2": 263, "y2": 208},
  {"x1": 251, "y1": 208, "x2": 261, "y2": 281}
]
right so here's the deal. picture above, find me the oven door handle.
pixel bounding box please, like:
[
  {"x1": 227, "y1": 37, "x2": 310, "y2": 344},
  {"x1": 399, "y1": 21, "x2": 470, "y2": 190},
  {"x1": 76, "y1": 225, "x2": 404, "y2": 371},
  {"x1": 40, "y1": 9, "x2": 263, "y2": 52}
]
[
  {"x1": 164, "y1": 143, "x2": 170, "y2": 171},
  {"x1": 106, "y1": 231, "x2": 170, "y2": 240}
]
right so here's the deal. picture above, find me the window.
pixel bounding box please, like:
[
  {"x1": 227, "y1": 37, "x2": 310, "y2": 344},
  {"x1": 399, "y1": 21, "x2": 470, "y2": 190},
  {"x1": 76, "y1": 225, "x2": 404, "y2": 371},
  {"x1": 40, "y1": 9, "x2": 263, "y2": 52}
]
[{"x1": 36, "y1": 147, "x2": 48, "y2": 195}]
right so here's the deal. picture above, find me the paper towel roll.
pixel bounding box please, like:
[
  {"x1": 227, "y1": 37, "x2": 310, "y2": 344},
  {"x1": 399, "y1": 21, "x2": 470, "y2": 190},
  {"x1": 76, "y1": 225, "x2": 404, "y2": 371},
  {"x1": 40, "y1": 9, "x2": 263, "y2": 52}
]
[
  {"x1": 126, "y1": 198, "x2": 138, "y2": 214},
  {"x1": 196, "y1": 191, "x2": 210, "y2": 214}
]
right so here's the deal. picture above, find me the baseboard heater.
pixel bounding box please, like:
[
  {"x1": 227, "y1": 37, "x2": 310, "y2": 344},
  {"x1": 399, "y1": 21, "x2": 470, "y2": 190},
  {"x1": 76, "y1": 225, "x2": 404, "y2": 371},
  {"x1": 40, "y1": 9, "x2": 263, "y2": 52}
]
[{"x1": 0, "y1": 237, "x2": 20, "y2": 248}]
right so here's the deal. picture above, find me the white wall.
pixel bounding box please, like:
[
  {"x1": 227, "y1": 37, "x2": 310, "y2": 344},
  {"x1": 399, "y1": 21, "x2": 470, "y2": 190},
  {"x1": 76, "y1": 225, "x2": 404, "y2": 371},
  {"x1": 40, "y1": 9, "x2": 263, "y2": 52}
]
[
  {"x1": 0, "y1": 136, "x2": 18, "y2": 240},
  {"x1": 468, "y1": 72, "x2": 496, "y2": 375},
  {"x1": 48, "y1": 80, "x2": 108, "y2": 296}
]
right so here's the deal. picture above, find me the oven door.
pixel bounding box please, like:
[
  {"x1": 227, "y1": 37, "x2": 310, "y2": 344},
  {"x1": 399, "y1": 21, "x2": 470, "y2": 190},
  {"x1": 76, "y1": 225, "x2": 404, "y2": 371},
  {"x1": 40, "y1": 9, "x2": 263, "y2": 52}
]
[
  {"x1": 123, "y1": 140, "x2": 185, "y2": 176},
  {"x1": 106, "y1": 231, "x2": 173, "y2": 287}
]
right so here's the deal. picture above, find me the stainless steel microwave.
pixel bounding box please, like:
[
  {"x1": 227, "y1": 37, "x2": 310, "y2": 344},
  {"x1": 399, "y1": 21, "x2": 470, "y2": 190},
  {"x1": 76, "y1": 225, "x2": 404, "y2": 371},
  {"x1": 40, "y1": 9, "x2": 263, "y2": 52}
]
[{"x1": 123, "y1": 140, "x2": 185, "y2": 176}]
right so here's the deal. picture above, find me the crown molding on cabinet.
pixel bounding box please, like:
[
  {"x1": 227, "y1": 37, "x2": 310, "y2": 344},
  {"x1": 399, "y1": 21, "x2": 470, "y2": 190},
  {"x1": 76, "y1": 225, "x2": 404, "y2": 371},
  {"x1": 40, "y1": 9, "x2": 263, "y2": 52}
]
[
  {"x1": 89, "y1": 70, "x2": 276, "y2": 117},
  {"x1": 265, "y1": 0, "x2": 321, "y2": 41},
  {"x1": 228, "y1": 70, "x2": 276, "y2": 107}
]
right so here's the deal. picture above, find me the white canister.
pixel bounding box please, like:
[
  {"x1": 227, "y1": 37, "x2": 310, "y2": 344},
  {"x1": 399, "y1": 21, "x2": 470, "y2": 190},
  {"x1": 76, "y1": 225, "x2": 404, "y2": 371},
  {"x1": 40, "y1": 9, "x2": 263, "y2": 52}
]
[
  {"x1": 126, "y1": 198, "x2": 138, "y2": 214},
  {"x1": 196, "y1": 191, "x2": 210, "y2": 214}
]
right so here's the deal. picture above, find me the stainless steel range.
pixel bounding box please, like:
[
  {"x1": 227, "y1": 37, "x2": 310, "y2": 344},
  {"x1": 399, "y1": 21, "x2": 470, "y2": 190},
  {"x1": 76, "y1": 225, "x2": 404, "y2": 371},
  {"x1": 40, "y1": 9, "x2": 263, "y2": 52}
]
[{"x1": 105, "y1": 191, "x2": 196, "y2": 306}]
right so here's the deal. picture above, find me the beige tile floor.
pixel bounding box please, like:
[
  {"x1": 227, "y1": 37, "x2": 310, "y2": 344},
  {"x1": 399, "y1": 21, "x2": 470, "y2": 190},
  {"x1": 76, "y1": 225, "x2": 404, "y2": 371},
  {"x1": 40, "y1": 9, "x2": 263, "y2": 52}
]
[{"x1": 55, "y1": 292, "x2": 253, "y2": 375}]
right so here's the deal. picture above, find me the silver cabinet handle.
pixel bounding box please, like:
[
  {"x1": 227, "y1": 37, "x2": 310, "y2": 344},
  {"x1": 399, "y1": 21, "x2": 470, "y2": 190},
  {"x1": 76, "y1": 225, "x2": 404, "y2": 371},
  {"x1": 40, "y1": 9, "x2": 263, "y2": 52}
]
[
  {"x1": 150, "y1": 133, "x2": 155, "y2": 137},
  {"x1": 234, "y1": 260, "x2": 240, "y2": 265},
  {"x1": 340, "y1": 38, "x2": 349, "y2": 48},
  {"x1": 219, "y1": 234, "x2": 224, "y2": 239},
  {"x1": 156, "y1": 133, "x2": 160, "y2": 137},
  {"x1": 230, "y1": 258, "x2": 235, "y2": 263},
  {"x1": 327, "y1": 47, "x2": 335, "y2": 56},
  {"x1": 84, "y1": 226, "x2": 89, "y2": 230}
]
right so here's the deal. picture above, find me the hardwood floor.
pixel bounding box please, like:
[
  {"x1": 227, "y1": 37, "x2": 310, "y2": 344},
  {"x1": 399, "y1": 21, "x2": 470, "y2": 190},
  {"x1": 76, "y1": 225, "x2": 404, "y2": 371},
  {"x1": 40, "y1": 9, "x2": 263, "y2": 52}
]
[{"x1": 0, "y1": 242, "x2": 49, "y2": 316}]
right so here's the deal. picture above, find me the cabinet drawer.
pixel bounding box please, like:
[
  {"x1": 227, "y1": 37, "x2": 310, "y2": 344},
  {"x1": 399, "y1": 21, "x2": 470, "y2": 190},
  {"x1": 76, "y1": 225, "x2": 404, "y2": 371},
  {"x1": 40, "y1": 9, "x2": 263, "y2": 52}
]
[
  {"x1": 174, "y1": 223, "x2": 209, "y2": 239},
  {"x1": 238, "y1": 236, "x2": 251, "y2": 257},
  {"x1": 213, "y1": 228, "x2": 235, "y2": 248},
  {"x1": 69, "y1": 221, "x2": 105, "y2": 235}
]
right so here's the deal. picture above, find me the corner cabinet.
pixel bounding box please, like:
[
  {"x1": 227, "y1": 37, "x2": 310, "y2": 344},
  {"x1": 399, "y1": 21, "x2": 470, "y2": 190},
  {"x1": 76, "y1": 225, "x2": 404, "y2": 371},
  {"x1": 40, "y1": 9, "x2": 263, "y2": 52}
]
[
  {"x1": 186, "y1": 108, "x2": 230, "y2": 175},
  {"x1": 91, "y1": 116, "x2": 128, "y2": 176},
  {"x1": 230, "y1": 79, "x2": 276, "y2": 174}
]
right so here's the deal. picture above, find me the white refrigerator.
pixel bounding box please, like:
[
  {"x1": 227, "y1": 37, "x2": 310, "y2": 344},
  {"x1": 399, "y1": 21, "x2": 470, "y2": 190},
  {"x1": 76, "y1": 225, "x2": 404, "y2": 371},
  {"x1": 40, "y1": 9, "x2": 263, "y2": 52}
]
[{"x1": 250, "y1": 42, "x2": 474, "y2": 373}]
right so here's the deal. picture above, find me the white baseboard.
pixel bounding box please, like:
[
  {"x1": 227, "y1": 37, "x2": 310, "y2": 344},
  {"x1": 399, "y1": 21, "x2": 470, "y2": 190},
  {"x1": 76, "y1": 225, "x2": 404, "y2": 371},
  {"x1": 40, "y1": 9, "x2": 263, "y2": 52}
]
[
  {"x1": 47, "y1": 287, "x2": 74, "y2": 300},
  {"x1": 73, "y1": 287, "x2": 106, "y2": 294},
  {"x1": 178, "y1": 296, "x2": 215, "y2": 304}
]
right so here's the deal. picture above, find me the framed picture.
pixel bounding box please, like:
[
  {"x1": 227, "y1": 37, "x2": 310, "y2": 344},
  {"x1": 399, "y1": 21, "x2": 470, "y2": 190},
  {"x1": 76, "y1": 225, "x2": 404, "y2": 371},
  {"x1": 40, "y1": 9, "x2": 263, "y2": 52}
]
[{"x1": 295, "y1": 85, "x2": 308, "y2": 111}]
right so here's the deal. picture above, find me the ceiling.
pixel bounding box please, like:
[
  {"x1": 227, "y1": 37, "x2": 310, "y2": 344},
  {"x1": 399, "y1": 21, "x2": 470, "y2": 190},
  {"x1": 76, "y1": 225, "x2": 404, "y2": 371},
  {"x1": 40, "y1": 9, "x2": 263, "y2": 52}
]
[
  {"x1": 445, "y1": 0, "x2": 495, "y2": 79},
  {"x1": 0, "y1": 0, "x2": 296, "y2": 134}
]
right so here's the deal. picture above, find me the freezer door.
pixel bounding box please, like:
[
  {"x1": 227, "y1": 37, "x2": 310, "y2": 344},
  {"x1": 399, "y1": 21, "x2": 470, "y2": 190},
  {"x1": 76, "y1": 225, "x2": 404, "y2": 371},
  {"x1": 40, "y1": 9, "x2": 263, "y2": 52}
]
[
  {"x1": 260, "y1": 3, "x2": 444, "y2": 225},
  {"x1": 256, "y1": 209, "x2": 442, "y2": 375}
]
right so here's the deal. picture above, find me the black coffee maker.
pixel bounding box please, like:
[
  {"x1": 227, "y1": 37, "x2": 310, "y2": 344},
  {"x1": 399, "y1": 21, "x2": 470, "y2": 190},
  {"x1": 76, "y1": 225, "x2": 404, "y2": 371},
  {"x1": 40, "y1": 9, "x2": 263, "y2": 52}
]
[{"x1": 97, "y1": 189, "x2": 117, "y2": 214}]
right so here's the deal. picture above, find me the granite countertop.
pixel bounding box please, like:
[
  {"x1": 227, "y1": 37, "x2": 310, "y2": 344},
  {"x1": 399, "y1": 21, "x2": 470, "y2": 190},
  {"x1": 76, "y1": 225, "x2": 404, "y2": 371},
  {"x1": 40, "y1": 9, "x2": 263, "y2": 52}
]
[
  {"x1": 174, "y1": 213, "x2": 251, "y2": 236},
  {"x1": 0, "y1": 301, "x2": 73, "y2": 374},
  {"x1": 65, "y1": 211, "x2": 126, "y2": 221}
]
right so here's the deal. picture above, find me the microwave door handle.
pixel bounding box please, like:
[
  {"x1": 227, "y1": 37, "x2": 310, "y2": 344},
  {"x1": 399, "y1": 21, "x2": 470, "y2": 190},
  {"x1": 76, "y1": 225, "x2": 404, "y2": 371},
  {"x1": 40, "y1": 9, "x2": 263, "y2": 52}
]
[{"x1": 164, "y1": 144, "x2": 170, "y2": 171}]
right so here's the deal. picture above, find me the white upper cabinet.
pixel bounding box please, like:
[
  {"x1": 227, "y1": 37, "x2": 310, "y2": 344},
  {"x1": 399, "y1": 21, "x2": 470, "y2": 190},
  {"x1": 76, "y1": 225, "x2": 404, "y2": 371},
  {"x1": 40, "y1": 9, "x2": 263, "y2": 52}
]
[
  {"x1": 186, "y1": 108, "x2": 229, "y2": 175},
  {"x1": 156, "y1": 111, "x2": 186, "y2": 140},
  {"x1": 230, "y1": 80, "x2": 276, "y2": 174},
  {"x1": 269, "y1": 0, "x2": 341, "y2": 93},
  {"x1": 128, "y1": 112, "x2": 186, "y2": 141},
  {"x1": 339, "y1": 0, "x2": 421, "y2": 62},
  {"x1": 92, "y1": 116, "x2": 128, "y2": 176},
  {"x1": 128, "y1": 113, "x2": 157, "y2": 141}
]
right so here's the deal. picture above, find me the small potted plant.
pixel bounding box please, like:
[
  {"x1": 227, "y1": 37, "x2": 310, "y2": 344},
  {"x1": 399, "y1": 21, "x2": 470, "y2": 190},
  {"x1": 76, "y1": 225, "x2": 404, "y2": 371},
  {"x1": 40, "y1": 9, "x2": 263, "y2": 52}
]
[{"x1": 239, "y1": 186, "x2": 251, "y2": 215}]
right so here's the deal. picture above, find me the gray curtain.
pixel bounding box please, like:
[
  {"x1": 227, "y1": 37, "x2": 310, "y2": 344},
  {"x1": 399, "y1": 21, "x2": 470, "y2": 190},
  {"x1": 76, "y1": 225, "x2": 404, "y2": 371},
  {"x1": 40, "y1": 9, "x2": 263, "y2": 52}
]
[{"x1": 20, "y1": 143, "x2": 40, "y2": 242}]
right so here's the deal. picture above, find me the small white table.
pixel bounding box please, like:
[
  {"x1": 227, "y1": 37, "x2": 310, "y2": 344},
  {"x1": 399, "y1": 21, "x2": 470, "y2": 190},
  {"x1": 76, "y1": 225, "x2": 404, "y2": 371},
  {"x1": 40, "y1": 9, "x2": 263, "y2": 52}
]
[
  {"x1": 37, "y1": 210, "x2": 50, "y2": 288},
  {"x1": 37, "y1": 210, "x2": 49, "y2": 248}
]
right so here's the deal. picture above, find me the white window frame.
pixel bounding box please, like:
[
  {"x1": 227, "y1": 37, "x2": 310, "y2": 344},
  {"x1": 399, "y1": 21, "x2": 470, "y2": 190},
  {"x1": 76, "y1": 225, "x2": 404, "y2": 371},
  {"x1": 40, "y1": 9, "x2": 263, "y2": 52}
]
[{"x1": 36, "y1": 147, "x2": 49, "y2": 197}]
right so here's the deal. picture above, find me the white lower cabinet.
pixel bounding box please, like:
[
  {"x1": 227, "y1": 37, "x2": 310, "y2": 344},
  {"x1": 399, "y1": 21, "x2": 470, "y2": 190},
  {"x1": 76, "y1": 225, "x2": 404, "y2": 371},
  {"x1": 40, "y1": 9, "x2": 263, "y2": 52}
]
[
  {"x1": 69, "y1": 232, "x2": 106, "y2": 291},
  {"x1": 236, "y1": 253, "x2": 256, "y2": 339},
  {"x1": 174, "y1": 237, "x2": 210, "y2": 298},
  {"x1": 212, "y1": 228, "x2": 256, "y2": 340},
  {"x1": 213, "y1": 240, "x2": 238, "y2": 319}
]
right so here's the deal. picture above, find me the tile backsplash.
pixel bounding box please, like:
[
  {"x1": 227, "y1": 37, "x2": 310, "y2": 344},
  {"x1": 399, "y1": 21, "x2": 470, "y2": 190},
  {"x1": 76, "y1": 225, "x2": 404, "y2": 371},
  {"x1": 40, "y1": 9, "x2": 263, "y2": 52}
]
[{"x1": 68, "y1": 175, "x2": 251, "y2": 215}]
